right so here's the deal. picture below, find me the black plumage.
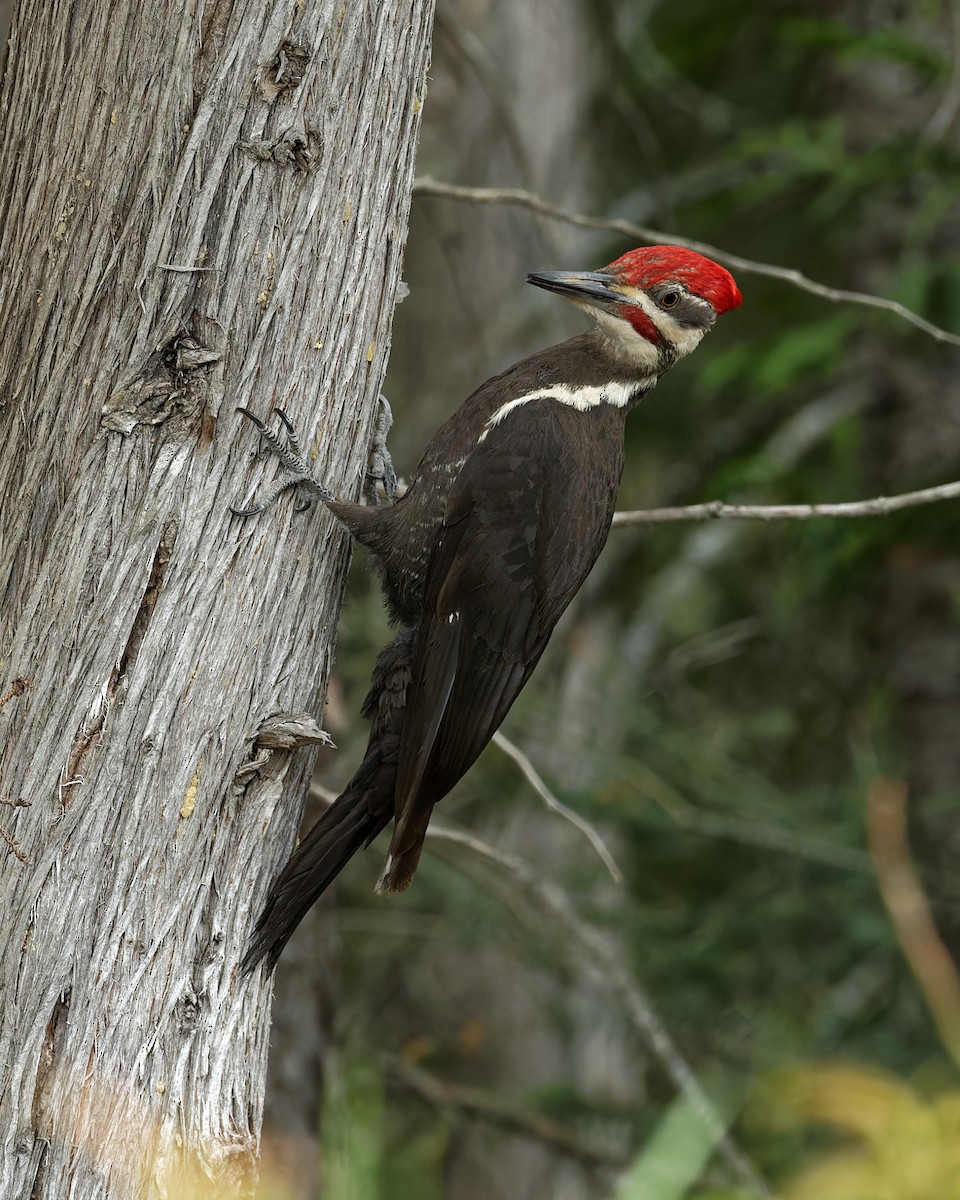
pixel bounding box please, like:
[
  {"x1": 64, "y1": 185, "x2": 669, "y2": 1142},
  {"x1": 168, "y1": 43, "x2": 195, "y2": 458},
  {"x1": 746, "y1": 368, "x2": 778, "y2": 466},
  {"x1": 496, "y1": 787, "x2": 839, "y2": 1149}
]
[{"x1": 242, "y1": 247, "x2": 742, "y2": 971}]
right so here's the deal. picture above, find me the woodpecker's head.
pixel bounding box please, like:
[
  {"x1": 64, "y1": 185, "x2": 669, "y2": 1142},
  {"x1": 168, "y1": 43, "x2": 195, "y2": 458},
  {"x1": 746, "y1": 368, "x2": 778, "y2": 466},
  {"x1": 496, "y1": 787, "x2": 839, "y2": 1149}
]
[{"x1": 528, "y1": 245, "x2": 742, "y2": 373}]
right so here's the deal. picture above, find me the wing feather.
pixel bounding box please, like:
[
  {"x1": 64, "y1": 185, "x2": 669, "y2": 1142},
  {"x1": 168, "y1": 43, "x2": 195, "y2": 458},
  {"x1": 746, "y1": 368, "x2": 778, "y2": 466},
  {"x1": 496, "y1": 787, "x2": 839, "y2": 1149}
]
[{"x1": 384, "y1": 399, "x2": 626, "y2": 885}]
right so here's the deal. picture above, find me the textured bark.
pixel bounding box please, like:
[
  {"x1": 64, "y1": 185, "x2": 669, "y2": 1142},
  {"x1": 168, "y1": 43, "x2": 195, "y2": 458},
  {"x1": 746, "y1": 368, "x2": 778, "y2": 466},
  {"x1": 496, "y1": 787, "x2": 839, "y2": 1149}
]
[{"x1": 0, "y1": 1, "x2": 434, "y2": 1196}]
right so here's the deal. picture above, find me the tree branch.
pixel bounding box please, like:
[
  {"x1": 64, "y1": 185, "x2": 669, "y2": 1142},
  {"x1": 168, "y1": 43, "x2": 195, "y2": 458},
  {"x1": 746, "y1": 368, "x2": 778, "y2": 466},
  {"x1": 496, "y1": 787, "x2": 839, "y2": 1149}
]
[
  {"x1": 302, "y1": 786, "x2": 768, "y2": 1192},
  {"x1": 612, "y1": 479, "x2": 960, "y2": 527},
  {"x1": 926, "y1": 0, "x2": 960, "y2": 142},
  {"x1": 425, "y1": 823, "x2": 773, "y2": 1198},
  {"x1": 387, "y1": 1056, "x2": 624, "y2": 1171},
  {"x1": 413, "y1": 177, "x2": 960, "y2": 348},
  {"x1": 492, "y1": 730, "x2": 623, "y2": 885}
]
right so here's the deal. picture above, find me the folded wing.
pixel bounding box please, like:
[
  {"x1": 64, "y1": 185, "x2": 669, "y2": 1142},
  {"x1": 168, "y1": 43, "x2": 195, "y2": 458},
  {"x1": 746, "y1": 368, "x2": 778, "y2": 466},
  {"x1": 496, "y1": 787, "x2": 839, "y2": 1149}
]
[{"x1": 379, "y1": 398, "x2": 626, "y2": 890}]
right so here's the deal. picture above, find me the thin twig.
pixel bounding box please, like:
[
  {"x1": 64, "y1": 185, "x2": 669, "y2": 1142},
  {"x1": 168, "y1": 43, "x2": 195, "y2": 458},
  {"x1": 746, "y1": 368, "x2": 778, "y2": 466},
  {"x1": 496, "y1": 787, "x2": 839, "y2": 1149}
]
[
  {"x1": 413, "y1": 177, "x2": 960, "y2": 348},
  {"x1": 433, "y1": 7, "x2": 531, "y2": 186},
  {"x1": 612, "y1": 479, "x2": 960, "y2": 527},
  {"x1": 307, "y1": 791, "x2": 768, "y2": 1189},
  {"x1": 634, "y1": 762, "x2": 869, "y2": 873},
  {"x1": 388, "y1": 1056, "x2": 624, "y2": 1170},
  {"x1": 492, "y1": 730, "x2": 623, "y2": 885},
  {"x1": 312, "y1": 733, "x2": 625, "y2": 886},
  {"x1": 426, "y1": 822, "x2": 773, "y2": 1197}
]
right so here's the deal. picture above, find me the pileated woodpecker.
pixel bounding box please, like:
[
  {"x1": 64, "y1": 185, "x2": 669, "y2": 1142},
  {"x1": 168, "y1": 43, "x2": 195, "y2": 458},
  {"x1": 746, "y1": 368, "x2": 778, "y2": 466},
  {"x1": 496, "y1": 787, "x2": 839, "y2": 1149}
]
[{"x1": 240, "y1": 245, "x2": 742, "y2": 972}]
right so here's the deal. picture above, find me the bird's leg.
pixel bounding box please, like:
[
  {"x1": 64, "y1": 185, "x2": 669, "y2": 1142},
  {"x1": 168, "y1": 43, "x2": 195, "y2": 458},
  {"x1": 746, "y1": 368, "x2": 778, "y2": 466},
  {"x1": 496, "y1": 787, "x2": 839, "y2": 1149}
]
[
  {"x1": 363, "y1": 394, "x2": 400, "y2": 507},
  {"x1": 233, "y1": 398, "x2": 400, "y2": 519},
  {"x1": 231, "y1": 407, "x2": 334, "y2": 518}
]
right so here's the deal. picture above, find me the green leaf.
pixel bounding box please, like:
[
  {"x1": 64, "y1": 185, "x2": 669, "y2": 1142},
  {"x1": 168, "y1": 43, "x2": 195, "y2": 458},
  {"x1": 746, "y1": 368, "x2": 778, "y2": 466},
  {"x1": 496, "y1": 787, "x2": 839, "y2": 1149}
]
[{"x1": 608, "y1": 1094, "x2": 729, "y2": 1200}]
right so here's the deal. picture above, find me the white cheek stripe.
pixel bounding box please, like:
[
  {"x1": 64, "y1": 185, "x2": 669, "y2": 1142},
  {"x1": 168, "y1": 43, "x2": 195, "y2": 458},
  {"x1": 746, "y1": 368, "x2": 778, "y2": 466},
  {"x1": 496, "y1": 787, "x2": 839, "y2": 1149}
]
[
  {"x1": 478, "y1": 381, "x2": 639, "y2": 443},
  {"x1": 626, "y1": 289, "x2": 708, "y2": 359}
]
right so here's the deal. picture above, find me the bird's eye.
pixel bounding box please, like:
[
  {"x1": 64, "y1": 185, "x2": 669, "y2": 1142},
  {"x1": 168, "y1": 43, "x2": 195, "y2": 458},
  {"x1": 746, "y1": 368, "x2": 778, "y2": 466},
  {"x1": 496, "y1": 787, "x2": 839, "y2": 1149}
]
[{"x1": 659, "y1": 289, "x2": 681, "y2": 308}]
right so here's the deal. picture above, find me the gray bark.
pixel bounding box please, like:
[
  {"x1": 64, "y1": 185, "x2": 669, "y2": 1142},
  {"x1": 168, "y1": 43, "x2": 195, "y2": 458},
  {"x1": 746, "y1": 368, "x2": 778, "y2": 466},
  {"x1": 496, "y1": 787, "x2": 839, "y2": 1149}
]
[{"x1": 0, "y1": 0, "x2": 434, "y2": 1196}]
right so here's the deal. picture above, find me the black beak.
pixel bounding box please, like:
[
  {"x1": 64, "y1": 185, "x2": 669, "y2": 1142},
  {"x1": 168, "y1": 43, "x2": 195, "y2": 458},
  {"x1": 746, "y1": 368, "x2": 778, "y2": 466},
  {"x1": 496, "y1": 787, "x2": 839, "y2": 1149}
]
[{"x1": 527, "y1": 270, "x2": 625, "y2": 313}]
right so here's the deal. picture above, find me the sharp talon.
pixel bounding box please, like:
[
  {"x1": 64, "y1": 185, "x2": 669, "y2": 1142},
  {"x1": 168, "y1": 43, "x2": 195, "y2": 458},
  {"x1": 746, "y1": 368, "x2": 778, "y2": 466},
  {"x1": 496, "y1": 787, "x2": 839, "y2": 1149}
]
[
  {"x1": 376, "y1": 395, "x2": 393, "y2": 431},
  {"x1": 233, "y1": 407, "x2": 334, "y2": 517},
  {"x1": 365, "y1": 395, "x2": 400, "y2": 507},
  {"x1": 236, "y1": 406, "x2": 269, "y2": 433}
]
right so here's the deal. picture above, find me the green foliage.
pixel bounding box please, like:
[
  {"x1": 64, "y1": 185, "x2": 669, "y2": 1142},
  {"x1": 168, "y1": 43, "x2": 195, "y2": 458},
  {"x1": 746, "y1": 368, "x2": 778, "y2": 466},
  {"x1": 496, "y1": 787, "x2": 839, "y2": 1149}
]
[
  {"x1": 781, "y1": 16, "x2": 948, "y2": 79},
  {"x1": 322, "y1": 1044, "x2": 386, "y2": 1200},
  {"x1": 303, "y1": 2, "x2": 960, "y2": 1198},
  {"x1": 608, "y1": 1091, "x2": 731, "y2": 1200}
]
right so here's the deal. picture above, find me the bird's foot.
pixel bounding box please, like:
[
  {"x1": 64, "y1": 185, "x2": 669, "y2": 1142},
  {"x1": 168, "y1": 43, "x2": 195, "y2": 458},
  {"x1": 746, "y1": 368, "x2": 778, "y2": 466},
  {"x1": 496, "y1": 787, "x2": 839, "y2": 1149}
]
[
  {"x1": 232, "y1": 408, "x2": 334, "y2": 517},
  {"x1": 363, "y1": 394, "x2": 400, "y2": 507}
]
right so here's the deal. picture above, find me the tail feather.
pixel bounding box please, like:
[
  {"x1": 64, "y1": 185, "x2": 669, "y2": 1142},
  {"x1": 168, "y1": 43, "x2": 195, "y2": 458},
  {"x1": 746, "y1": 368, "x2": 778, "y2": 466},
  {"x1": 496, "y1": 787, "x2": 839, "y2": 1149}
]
[{"x1": 242, "y1": 748, "x2": 394, "y2": 973}]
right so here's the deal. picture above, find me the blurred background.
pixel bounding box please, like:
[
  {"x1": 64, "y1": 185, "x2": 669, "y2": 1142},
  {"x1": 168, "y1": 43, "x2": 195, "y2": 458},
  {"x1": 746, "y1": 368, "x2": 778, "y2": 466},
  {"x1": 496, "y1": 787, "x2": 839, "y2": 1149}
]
[
  {"x1": 5, "y1": 0, "x2": 953, "y2": 1194},
  {"x1": 261, "y1": 2, "x2": 960, "y2": 1198},
  {"x1": 258, "y1": 3, "x2": 960, "y2": 1198}
]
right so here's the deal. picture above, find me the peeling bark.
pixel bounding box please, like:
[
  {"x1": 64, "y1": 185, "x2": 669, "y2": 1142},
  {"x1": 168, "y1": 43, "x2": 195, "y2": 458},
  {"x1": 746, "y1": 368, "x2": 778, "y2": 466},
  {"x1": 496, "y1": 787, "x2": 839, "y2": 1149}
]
[{"x1": 0, "y1": 0, "x2": 434, "y2": 1196}]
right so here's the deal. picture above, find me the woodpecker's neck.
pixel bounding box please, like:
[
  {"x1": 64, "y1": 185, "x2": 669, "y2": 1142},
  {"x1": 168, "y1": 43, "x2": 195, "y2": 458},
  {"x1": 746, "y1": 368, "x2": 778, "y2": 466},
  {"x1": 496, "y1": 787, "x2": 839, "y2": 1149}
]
[
  {"x1": 589, "y1": 308, "x2": 704, "y2": 379},
  {"x1": 524, "y1": 332, "x2": 660, "y2": 408},
  {"x1": 406, "y1": 333, "x2": 659, "y2": 508}
]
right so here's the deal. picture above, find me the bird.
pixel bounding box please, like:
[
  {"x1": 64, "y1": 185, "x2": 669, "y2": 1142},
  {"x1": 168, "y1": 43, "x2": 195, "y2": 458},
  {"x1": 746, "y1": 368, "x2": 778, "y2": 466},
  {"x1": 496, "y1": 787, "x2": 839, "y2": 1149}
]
[{"x1": 238, "y1": 244, "x2": 742, "y2": 972}]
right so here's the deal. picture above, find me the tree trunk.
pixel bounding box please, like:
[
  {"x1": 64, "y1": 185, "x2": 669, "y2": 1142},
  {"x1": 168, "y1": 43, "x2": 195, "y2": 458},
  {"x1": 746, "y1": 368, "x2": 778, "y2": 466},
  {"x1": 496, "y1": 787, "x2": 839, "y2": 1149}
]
[{"x1": 0, "y1": 1, "x2": 434, "y2": 1196}]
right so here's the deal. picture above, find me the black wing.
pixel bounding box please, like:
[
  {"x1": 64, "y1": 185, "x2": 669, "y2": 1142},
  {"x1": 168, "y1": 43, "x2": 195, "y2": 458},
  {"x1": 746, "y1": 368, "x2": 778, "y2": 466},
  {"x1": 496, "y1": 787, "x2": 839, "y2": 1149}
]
[{"x1": 380, "y1": 398, "x2": 626, "y2": 889}]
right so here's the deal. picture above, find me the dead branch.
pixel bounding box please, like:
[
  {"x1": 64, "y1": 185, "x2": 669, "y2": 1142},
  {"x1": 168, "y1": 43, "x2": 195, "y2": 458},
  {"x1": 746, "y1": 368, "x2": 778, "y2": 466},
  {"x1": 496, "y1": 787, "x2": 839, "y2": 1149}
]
[
  {"x1": 492, "y1": 730, "x2": 623, "y2": 884},
  {"x1": 302, "y1": 782, "x2": 767, "y2": 1190},
  {"x1": 388, "y1": 1056, "x2": 624, "y2": 1171},
  {"x1": 612, "y1": 479, "x2": 960, "y2": 527},
  {"x1": 413, "y1": 177, "x2": 960, "y2": 348},
  {"x1": 425, "y1": 823, "x2": 773, "y2": 1198}
]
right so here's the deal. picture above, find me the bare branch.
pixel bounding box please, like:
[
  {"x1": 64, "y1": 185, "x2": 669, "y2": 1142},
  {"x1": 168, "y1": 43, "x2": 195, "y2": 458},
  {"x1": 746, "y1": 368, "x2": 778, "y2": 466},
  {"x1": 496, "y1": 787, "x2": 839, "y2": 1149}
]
[
  {"x1": 633, "y1": 761, "x2": 869, "y2": 873},
  {"x1": 312, "y1": 737, "x2": 624, "y2": 886},
  {"x1": 612, "y1": 479, "x2": 960, "y2": 527},
  {"x1": 426, "y1": 822, "x2": 773, "y2": 1197},
  {"x1": 433, "y1": 7, "x2": 530, "y2": 184},
  {"x1": 413, "y1": 177, "x2": 960, "y2": 348},
  {"x1": 388, "y1": 1056, "x2": 624, "y2": 1170},
  {"x1": 302, "y1": 786, "x2": 769, "y2": 1188},
  {"x1": 492, "y1": 730, "x2": 623, "y2": 885}
]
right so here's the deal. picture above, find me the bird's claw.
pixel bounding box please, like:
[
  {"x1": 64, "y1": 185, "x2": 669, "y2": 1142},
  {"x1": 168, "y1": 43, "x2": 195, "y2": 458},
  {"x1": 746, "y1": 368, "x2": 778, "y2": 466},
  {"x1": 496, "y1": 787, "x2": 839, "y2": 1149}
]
[
  {"x1": 232, "y1": 407, "x2": 333, "y2": 518},
  {"x1": 364, "y1": 395, "x2": 400, "y2": 507}
]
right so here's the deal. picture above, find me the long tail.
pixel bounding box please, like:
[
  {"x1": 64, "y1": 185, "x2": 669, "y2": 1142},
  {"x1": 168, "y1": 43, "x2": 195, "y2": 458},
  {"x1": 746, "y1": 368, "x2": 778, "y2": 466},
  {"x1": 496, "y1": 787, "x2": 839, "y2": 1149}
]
[{"x1": 242, "y1": 739, "x2": 396, "y2": 973}]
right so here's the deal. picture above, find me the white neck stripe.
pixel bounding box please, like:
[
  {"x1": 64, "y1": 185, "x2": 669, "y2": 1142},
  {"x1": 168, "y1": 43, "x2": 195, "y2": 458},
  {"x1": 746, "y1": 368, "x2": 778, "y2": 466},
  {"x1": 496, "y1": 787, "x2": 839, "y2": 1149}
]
[{"x1": 478, "y1": 381, "x2": 641, "y2": 443}]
